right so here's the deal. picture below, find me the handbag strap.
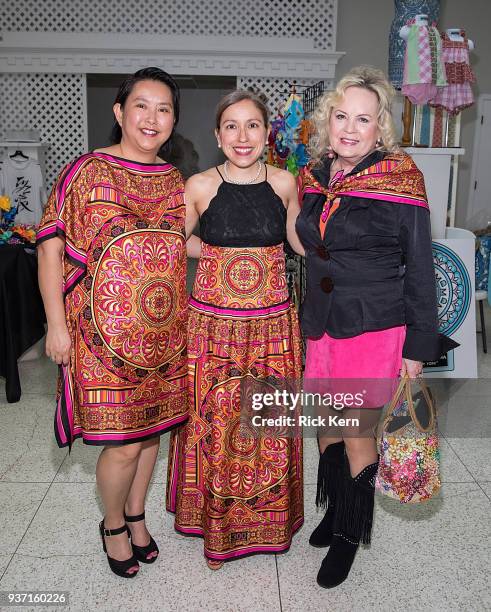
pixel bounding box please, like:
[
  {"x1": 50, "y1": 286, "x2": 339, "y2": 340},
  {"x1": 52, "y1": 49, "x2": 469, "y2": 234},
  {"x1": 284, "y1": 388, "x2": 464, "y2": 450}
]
[
  {"x1": 405, "y1": 377, "x2": 436, "y2": 433},
  {"x1": 381, "y1": 376, "x2": 408, "y2": 431},
  {"x1": 381, "y1": 375, "x2": 436, "y2": 433}
]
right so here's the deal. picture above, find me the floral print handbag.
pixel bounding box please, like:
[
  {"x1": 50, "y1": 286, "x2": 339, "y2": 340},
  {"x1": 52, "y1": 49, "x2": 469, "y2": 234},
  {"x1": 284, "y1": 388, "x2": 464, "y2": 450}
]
[{"x1": 376, "y1": 376, "x2": 441, "y2": 503}]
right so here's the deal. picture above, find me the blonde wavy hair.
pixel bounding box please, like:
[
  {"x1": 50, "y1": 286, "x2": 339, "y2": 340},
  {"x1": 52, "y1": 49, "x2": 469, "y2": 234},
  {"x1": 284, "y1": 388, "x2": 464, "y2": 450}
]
[{"x1": 309, "y1": 65, "x2": 399, "y2": 166}]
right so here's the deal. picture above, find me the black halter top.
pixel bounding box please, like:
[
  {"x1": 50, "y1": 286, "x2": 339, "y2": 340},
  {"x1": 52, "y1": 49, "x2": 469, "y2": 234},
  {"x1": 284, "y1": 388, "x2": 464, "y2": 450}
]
[{"x1": 199, "y1": 166, "x2": 287, "y2": 248}]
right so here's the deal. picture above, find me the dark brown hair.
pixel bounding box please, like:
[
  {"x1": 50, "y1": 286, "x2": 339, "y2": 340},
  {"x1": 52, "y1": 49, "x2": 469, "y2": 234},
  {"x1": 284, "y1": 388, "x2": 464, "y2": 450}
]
[
  {"x1": 110, "y1": 67, "x2": 180, "y2": 156},
  {"x1": 215, "y1": 90, "x2": 269, "y2": 129}
]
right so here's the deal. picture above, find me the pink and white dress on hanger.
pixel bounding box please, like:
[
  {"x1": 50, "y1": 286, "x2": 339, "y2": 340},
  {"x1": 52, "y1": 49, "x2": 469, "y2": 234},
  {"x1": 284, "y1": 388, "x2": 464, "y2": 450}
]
[
  {"x1": 401, "y1": 21, "x2": 447, "y2": 105},
  {"x1": 430, "y1": 30, "x2": 475, "y2": 115}
]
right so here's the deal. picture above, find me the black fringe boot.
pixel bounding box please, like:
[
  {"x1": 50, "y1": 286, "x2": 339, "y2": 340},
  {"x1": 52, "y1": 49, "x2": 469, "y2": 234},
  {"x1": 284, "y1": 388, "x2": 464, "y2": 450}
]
[
  {"x1": 309, "y1": 441, "x2": 345, "y2": 548},
  {"x1": 316, "y1": 458, "x2": 379, "y2": 589}
]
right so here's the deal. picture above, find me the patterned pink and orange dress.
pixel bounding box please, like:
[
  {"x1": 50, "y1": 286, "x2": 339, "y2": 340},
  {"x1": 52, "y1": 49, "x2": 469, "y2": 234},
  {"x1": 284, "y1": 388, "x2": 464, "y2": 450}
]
[
  {"x1": 166, "y1": 167, "x2": 304, "y2": 562},
  {"x1": 37, "y1": 152, "x2": 188, "y2": 447}
]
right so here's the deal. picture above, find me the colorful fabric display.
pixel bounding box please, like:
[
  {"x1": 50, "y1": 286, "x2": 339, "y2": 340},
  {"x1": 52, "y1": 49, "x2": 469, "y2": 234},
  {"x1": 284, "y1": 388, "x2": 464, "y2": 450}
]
[
  {"x1": 269, "y1": 95, "x2": 310, "y2": 175},
  {"x1": 388, "y1": 0, "x2": 441, "y2": 88},
  {"x1": 430, "y1": 30, "x2": 475, "y2": 115},
  {"x1": 402, "y1": 22, "x2": 447, "y2": 105},
  {"x1": 284, "y1": 94, "x2": 304, "y2": 130}
]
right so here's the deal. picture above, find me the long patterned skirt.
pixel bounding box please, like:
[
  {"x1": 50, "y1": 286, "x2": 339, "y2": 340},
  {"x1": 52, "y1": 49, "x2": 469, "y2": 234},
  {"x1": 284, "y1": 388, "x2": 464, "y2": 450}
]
[{"x1": 167, "y1": 243, "x2": 304, "y2": 561}]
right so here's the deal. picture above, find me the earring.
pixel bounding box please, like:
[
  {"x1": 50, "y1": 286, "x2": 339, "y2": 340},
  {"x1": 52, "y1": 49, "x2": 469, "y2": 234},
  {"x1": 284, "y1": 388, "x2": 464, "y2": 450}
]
[
  {"x1": 326, "y1": 145, "x2": 335, "y2": 159},
  {"x1": 376, "y1": 138, "x2": 383, "y2": 147},
  {"x1": 217, "y1": 143, "x2": 221, "y2": 148}
]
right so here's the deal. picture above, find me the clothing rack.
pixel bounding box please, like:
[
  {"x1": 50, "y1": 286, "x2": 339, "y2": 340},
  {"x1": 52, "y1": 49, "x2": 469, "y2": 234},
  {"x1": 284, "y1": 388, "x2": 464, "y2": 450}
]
[
  {"x1": 279, "y1": 81, "x2": 320, "y2": 94},
  {"x1": 301, "y1": 81, "x2": 325, "y2": 117},
  {"x1": 272, "y1": 80, "x2": 327, "y2": 307},
  {"x1": 289, "y1": 80, "x2": 326, "y2": 305}
]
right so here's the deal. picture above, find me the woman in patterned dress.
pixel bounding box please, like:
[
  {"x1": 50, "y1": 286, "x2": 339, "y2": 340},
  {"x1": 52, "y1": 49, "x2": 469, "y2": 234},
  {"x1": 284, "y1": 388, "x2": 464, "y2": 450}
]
[
  {"x1": 167, "y1": 90, "x2": 305, "y2": 569},
  {"x1": 37, "y1": 68, "x2": 188, "y2": 578}
]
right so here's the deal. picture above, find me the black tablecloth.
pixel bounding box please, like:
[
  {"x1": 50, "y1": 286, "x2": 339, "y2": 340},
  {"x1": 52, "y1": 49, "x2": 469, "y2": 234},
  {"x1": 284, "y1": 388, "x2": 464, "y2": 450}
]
[{"x1": 0, "y1": 245, "x2": 46, "y2": 402}]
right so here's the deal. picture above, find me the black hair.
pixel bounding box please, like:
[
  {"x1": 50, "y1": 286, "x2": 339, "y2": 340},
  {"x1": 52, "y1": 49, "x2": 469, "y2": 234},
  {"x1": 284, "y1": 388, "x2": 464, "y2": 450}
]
[
  {"x1": 215, "y1": 89, "x2": 269, "y2": 129},
  {"x1": 110, "y1": 67, "x2": 180, "y2": 157}
]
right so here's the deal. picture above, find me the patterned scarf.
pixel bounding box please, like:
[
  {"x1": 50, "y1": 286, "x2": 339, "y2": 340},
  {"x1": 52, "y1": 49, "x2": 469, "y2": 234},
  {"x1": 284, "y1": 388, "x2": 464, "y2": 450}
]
[{"x1": 300, "y1": 152, "x2": 429, "y2": 236}]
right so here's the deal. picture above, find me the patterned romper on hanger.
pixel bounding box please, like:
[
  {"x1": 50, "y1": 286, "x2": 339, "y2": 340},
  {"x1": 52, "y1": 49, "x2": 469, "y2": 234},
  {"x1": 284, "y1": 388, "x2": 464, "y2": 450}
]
[{"x1": 430, "y1": 30, "x2": 475, "y2": 114}]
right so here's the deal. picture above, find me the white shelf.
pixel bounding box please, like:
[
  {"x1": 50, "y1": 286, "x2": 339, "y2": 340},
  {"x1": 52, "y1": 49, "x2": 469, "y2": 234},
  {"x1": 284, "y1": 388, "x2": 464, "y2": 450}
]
[
  {"x1": 404, "y1": 147, "x2": 465, "y2": 156},
  {"x1": 0, "y1": 142, "x2": 46, "y2": 147},
  {"x1": 0, "y1": 32, "x2": 343, "y2": 78}
]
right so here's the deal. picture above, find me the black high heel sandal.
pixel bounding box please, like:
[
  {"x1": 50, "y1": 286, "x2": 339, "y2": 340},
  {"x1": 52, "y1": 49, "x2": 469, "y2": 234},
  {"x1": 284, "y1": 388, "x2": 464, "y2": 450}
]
[
  {"x1": 124, "y1": 512, "x2": 159, "y2": 564},
  {"x1": 99, "y1": 521, "x2": 140, "y2": 578}
]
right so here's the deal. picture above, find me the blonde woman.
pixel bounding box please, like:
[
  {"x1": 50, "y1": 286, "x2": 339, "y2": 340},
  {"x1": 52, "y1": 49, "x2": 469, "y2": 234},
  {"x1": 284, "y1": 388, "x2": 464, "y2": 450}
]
[{"x1": 296, "y1": 66, "x2": 454, "y2": 588}]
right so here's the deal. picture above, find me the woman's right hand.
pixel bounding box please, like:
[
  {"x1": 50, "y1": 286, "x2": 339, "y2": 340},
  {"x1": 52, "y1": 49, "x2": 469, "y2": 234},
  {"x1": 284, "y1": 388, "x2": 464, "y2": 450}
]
[
  {"x1": 38, "y1": 237, "x2": 71, "y2": 366},
  {"x1": 46, "y1": 325, "x2": 71, "y2": 365}
]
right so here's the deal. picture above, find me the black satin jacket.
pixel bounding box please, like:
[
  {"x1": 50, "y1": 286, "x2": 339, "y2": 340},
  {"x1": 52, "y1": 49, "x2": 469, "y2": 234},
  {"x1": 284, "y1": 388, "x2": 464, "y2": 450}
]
[{"x1": 296, "y1": 151, "x2": 452, "y2": 362}]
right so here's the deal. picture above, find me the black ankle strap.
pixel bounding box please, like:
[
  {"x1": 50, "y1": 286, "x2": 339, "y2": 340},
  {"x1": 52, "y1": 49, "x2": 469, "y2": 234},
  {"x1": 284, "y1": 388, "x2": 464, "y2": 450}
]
[
  {"x1": 102, "y1": 524, "x2": 127, "y2": 537},
  {"x1": 124, "y1": 512, "x2": 145, "y2": 522}
]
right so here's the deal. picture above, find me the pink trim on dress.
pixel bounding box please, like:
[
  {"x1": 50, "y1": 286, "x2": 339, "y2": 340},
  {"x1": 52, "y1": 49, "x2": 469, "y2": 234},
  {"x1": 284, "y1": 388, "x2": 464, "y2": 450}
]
[
  {"x1": 188, "y1": 296, "x2": 290, "y2": 318},
  {"x1": 91, "y1": 151, "x2": 174, "y2": 173}
]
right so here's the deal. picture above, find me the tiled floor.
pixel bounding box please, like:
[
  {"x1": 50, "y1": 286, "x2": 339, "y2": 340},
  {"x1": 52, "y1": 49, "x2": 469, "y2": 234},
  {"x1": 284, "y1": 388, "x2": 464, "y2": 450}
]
[{"x1": 1, "y1": 303, "x2": 490, "y2": 612}]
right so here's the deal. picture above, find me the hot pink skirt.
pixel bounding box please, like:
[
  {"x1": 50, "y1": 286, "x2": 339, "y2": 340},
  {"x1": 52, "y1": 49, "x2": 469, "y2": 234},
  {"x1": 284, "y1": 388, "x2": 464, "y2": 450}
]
[{"x1": 304, "y1": 326, "x2": 406, "y2": 408}]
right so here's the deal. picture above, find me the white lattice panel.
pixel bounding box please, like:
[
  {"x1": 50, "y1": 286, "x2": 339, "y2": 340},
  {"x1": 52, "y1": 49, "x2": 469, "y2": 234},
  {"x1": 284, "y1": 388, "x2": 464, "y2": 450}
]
[
  {"x1": 237, "y1": 77, "x2": 334, "y2": 117},
  {"x1": 1, "y1": 0, "x2": 337, "y2": 50},
  {"x1": 0, "y1": 74, "x2": 87, "y2": 190}
]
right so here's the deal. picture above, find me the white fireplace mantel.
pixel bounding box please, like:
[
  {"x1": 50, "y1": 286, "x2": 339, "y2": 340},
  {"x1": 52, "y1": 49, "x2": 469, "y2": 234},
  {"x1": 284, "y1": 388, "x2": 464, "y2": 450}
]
[{"x1": 0, "y1": 32, "x2": 343, "y2": 78}]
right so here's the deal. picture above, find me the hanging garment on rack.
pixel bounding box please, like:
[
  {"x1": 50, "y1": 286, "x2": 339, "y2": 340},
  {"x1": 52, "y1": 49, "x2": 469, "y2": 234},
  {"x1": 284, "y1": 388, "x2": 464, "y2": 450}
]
[
  {"x1": 0, "y1": 156, "x2": 44, "y2": 226},
  {"x1": 388, "y1": 0, "x2": 441, "y2": 88},
  {"x1": 268, "y1": 95, "x2": 309, "y2": 175},
  {"x1": 430, "y1": 31, "x2": 475, "y2": 115},
  {"x1": 402, "y1": 23, "x2": 447, "y2": 105}
]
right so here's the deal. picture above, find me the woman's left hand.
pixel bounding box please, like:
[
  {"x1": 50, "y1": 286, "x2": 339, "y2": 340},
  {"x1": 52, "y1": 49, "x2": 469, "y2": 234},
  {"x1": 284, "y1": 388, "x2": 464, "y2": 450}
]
[{"x1": 401, "y1": 358, "x2": 423, "y2": 379}]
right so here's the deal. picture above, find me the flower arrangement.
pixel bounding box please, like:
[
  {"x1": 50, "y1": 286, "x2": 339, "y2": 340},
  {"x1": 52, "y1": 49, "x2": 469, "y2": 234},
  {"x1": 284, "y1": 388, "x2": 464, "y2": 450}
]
[
  {"x1": 0, "y1": 194, "x2": 11, "y2": 212},
  {"x1": 0, "y1": 195, "x2": 37, "y2": 244}
]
